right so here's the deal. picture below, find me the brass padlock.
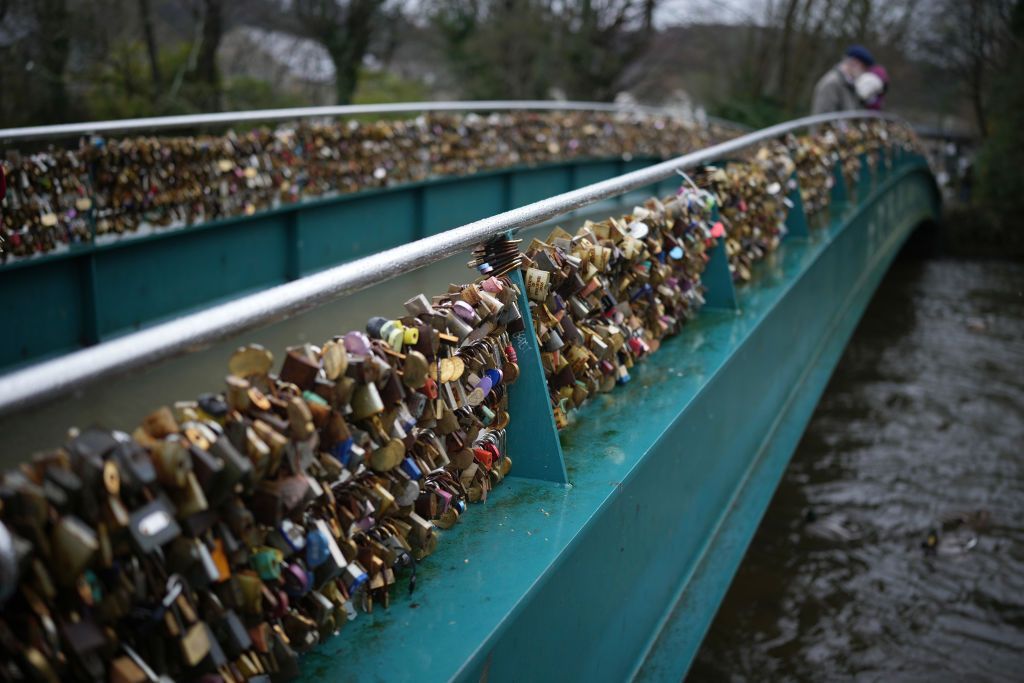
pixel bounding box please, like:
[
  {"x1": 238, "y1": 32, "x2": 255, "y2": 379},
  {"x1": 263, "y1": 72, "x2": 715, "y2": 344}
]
[{"x1": 51, "y1": 516, "x2": 98, "y2": 586}]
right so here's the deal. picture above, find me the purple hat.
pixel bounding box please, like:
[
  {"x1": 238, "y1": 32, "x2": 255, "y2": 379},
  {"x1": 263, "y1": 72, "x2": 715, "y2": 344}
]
[{"x1": 845, "y1": 45, "x2": 875, "y2": 67}]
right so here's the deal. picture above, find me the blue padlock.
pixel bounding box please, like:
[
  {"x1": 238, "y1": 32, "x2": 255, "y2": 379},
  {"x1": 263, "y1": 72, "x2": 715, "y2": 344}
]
[
  {"x1": 400, "y1": 457, "x2": 423, "y2": 481},
  {"x1": 305, "y1": 528, "x2": 331, "y2": 568}
]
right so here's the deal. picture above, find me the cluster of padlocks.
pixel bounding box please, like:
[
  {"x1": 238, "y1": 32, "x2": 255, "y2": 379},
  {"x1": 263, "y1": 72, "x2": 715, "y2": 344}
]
[
  {"x1": 0, "y1": 112, "x2": 728, "y2": 260},
  {"x1": 0, "y1": 120, "x2": 917, "y2": 681},
  {"x1": 521, "y1": 121, "x2": 913, "y2": 424},
  {"x1": 522, "y1": 185, "x2": 720, "y2": 424},
  {"x1": 0, "y1": 258, "x2": 524, "y2": 680},
  {"x1": 790, "y1": 121, "x2": 916, "y2": 215}
]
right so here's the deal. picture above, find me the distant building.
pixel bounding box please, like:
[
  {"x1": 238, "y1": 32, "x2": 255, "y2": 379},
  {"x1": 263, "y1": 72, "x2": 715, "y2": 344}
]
[{"x1": 219, "y1": 27, "x2": 336, "y2": 105}]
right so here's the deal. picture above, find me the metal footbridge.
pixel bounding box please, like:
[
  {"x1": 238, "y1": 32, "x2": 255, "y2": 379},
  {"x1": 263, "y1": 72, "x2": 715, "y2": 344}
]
[{"x1": 0, "y1": 104, "x2": 940, "y2": 681}]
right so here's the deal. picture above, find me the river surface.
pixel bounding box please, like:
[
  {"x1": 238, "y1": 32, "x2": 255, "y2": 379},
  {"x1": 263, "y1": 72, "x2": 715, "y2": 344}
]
[{"x1": 689, "y1": 256, "x2": 1024, "y2": 681}]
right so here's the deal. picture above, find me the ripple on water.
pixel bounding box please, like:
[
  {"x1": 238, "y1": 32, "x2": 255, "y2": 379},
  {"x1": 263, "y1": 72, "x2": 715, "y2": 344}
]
[{"x1": 690, "y1": 258, "x2": 1024, "y2": 681}]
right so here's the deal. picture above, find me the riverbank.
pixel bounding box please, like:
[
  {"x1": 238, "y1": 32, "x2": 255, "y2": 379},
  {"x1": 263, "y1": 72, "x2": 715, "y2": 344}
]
[{"x1": 933, "y1": 206, "x2": 1024, "y2": 260}]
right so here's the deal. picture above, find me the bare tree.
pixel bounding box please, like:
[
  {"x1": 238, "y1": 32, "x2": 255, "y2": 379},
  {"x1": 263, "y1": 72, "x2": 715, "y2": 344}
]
[
  {"x1": 292, "y1": 0, "x2": 390, "y2": 104},
  {"x1": 431, "y1": 0, "x2": 659, "y2": 100},
  {"x1": 31, "y1": 0, "x2": 72, "y2": 121},
  {"x1": 432, "y1": 0, "x2": 554, "y2": 99},
  {"x1": 192, "y1": 0, "x2": 224, "y2": 109},
  {"x1": 919, "y1": 0, "x2": 1017, "y2": 136},
  {"x1": 559, "y1": 0, "x2": 657, "y2": 100},
  {"x1": 138, "y1": 0, "x2": 163, "y2": 94}
]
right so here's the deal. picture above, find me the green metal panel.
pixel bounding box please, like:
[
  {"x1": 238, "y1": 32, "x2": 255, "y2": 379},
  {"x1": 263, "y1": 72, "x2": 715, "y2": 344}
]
[
  {"x1": 422, "y1": 175, "x2": 508, "y2": 236},
  {"x1": 573, "y1": 160, "x2": 622, "y2": 187},
  {"x1": 656, "y1": 178, "x2": 680, "y2": 198},
  {"x1": 574, "y1": 160, "x2": 626, "y2": 213},
  {"x1": 299, "y1": 159, "x2": 941, "y2": 682},
  {"x1": 0, "y1": 258, "x2": 86, "y2": 365},
  {"x1": 296, "y1": 190, "x2": 419, "y2": 275},
  {"x1": 93, "y1": 214, "x2": 290, "y2": 337},
  {"x1": 510, "y1": 166, "x2": 573, "y2": 207},
  {"x1": 622, "y1": 158, "x2": 660, "y2": 205}
]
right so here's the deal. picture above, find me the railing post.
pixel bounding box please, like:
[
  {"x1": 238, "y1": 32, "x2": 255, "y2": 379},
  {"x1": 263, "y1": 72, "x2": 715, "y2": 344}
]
[
  {"x1": 284, "y1": 211, "x2": 301, "y2": 280},
  {"x1": 700, "y1": 203, "x2": 738, "y2": 309},
  {"x1": 505, "y1": 240, "x2": 569, "y2": 485},
  {"x1": 412, "y1": 185, "x2": 426, "y2": 240},
  {"x1": 830, "y1": 160, "x2": 848, "y2": 212},
  {"x1": 784, "y1": 172, "x2": 810, "y2": 239},
  {"x1": 857, "y1": 152, "x2": 873, "y2": 201},
  {"x1": 78, "y1": 253, "x2": 100, "y2": 346},
  {"x1": 875, "y1": 147, "x2": 888, "y2": 183},
  {"x1": 501, "y1": 172, "x2": 514, "y2": 211}
]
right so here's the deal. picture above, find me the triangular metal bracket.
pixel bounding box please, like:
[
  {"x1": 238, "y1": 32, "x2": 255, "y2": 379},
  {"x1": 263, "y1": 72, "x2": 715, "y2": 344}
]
[
  {"x1": 784, "y1": 172, "x2": 810, "y2": 239},
  {"x1": 700, "y1": 204, "x2": 738, "y2": 310},
  {"x1": 505, "y1": 255, "x2": 570, "y2": 485}
]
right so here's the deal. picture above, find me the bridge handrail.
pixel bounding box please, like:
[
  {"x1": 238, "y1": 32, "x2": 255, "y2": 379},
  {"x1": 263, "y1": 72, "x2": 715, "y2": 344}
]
[
  {"x1": 0, "y1": 100, "x2": 747, "y2": 142},
  {"x1": 0, "y1": 109, "x2": 908, "y2": 417}
]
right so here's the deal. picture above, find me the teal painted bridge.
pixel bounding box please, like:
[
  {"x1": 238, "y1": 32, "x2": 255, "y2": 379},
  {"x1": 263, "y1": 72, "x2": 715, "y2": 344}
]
[
  {"x1": 301, "y1": 150, "x2": 940, "y2": 682},
  {"x1": 0, "y1": 108, "x2": 941, "y2": 681}
]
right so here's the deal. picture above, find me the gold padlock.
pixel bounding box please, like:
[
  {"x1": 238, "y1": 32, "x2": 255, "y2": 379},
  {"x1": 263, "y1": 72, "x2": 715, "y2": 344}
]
[
  {"x1": 180, "y1": 622, "x2": 213, "y2": 667},
  {"x1": 51, "y1": 516, "x2": 98, "y2": 586},
  {"x1": 150, "y1": 434, "x2": 192, "y2": 489}
]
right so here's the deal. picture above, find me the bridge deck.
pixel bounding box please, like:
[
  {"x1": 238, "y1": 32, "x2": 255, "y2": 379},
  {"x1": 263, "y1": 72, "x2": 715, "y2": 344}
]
[
  {"x1": 294, "y1": 159, "x2": 940, "y2": 681},
  {"x1": 0, "y1": 109, "x2": 939, "y2": 682}
]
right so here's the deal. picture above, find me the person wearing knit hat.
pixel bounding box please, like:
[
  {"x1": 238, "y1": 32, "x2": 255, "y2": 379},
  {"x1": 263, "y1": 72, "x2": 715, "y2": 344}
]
[
  {"x1": 857, "y1": 64, "x2": 890, "y2": 110},
  {"x1": 811, "y1": 45, "x2": 876, "y2": 114}
]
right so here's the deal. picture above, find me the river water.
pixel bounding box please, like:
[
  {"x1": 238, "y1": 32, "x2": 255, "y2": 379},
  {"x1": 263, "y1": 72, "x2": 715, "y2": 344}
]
[{"x1": 689, "y1": 255, "x2": 1024, "y2": 681}]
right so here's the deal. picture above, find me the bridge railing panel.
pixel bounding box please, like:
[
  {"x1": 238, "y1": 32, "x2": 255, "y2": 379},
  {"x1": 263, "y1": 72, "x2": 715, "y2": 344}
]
[{"x1": 0, "y1": 110, "x2": 938, "y2": 683}]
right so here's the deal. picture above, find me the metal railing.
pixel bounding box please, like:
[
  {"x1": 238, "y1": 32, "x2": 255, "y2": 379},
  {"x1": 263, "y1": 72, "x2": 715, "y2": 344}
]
[
  {"x1": 0, "y1": 100, "x2": 747, "y2": 142},
  {"x1": 0, "y1": 109, "x2": 905, "y2": 417}
]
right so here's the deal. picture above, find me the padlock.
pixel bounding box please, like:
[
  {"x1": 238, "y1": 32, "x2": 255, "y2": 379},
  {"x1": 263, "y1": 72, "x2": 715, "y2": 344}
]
[
  {"x1": 279, "y1": 347, "x2": 320, "y2": 389},
  {"x1": 180, "y1": 621, "x2": 213, "y2": 668},
  {"x1": 112, "y1": 437, "x2": 158, "y2": 493},
  {"x1": 228, "y1": 344, "x2": 274, "y2": 378},
  {"x1": 51, "y1": 516, "x2": 98, "y2": 586},
  {"x1": 212, "y1": 609, "x2": 252, "y2": 658},
  {"x1": 150, "y1": 434, "x2": 192, "y2": 489},
  {"x1": 129, "y1": 496, "x2": 181, "y2": 554}
]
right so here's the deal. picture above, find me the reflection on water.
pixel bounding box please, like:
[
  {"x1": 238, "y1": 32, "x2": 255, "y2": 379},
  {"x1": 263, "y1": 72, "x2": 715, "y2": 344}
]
[{"x1": 689, "y1": 256, "x2": 1024, "y2": 680}]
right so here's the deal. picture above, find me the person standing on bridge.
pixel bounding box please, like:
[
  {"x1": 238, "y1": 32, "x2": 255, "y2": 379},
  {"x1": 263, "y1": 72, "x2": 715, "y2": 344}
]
[
  {"x1": 856, "y1": 64, "x2": 890, "y2": 110},
  {"x1": 811, "y1": 46, "x2": 876, "y2": 114}
]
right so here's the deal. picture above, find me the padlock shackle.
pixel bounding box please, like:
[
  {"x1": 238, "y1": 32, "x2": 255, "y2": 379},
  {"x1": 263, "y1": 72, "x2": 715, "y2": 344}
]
[{"x1": 0, "y1": 110, "x2": 911, "y2": 419}]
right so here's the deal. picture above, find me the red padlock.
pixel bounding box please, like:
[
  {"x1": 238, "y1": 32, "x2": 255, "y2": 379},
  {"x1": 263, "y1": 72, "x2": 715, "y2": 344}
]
[
  {"x1": 472, "y1": 448, "x2": 493, "y2": 469},
  {"x1": 422, "y1": 376, "x2": 438, "y2": 400}
]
